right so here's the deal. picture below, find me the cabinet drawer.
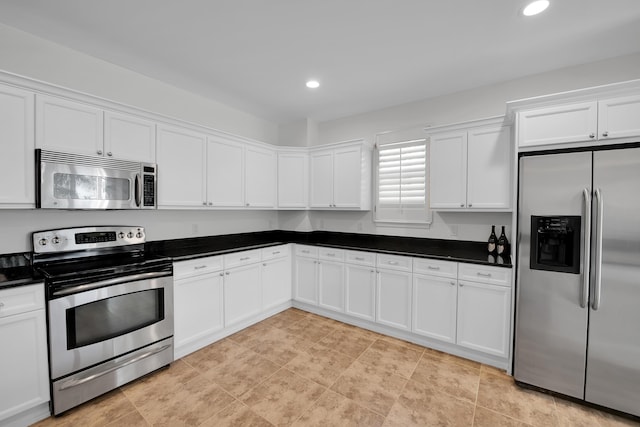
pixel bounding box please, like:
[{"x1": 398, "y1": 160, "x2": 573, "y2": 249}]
[
  {"x1": 0, "y1": 283, "x2": 45, "y2": 318},
  {"x1": 319, "y1": 247, "x2": 345, "y2": 261},
  {"x1": 261, "y1": 244, "x2": 290, "y2": 261},
  {"x1": 345, "y1": 250, "x2": 375, "y2": 266},
  {"x1": 413, "y1": 258, "x2": 457, "y2": 279},
  {"x1": 224, "y1": 249, "x2": 262, "y2": 269},
  {"x1": 458, "y1": 264, "x2": 512, "y2": 287},
  {"x1": 295, "y1": 245, "x2": 318, "y2": 258},
  {"x1": 174, "y1": 256, "x2": 223, "y2": 279},
  {"x1": 376, "y1": 254, "x2": 412, "y2": 272}
]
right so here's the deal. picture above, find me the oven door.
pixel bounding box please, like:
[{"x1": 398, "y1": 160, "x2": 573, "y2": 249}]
[{"x1": 48, "y1": 273, "x2": 173, "y2": 380}]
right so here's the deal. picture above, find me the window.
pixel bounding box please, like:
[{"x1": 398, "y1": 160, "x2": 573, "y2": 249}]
[{"x1": 375, "y1": 128, "x2": 431, "y2": 225}]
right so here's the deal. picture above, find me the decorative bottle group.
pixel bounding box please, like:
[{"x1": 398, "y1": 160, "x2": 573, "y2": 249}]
[{"x1": 488, "y1": 225, "x2": 509, "y2": 256}]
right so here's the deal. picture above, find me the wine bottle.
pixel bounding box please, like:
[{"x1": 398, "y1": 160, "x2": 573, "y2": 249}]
[
  {"x1": 488, "y1": 225, "x2": 497, "y2": 254},
  {"x1": 497, "y1": 226, "x2": 509, "y2": 256}
]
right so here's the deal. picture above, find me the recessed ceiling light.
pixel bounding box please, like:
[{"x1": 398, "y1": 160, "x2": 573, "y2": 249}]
[
  {"x1": 523, "y1": 0, "x2": 549, "y2": 16},
  {"x1": 306, "y1": 80, "x2": 320, "y2": 89}
]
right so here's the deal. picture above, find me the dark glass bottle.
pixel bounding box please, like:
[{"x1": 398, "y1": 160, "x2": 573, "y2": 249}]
[
  {"x1": 497, "y1": 226, "x2": 509, "y2": 256},
  {"x1": 488, "y1": 225, "x2": 497, "y2": 254}
]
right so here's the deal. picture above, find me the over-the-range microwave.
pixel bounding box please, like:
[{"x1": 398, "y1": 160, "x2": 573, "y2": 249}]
[{"x1": 36, "y1": 149, "x2": 157, "y2": 210}]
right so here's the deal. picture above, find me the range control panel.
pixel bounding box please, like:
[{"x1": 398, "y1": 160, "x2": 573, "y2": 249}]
[{"x1": 33, "y1": 226, "x2": 145, "y2": 254}]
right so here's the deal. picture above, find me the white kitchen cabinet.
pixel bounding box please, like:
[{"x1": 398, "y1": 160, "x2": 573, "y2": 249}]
[
  {"x1": 456, "y1": 279, "x2": 511, "y2": 358},
  {"x1": 309, "y1": 140, "x2": 371, "y2": 210},
  {"x1": 430, "y1": 124, "x2": 511, "y2": 210},
  {"x1": 262, "y1": 245, "x2": 292, "y2": 311},
  {"x1": 345, "y1": 263, "x2": 376, "y2": 321},
  {"x1": 104, "y1": 111, "x2": 156, "y2": 163},
  {"x1": 294, "y1": 245, "x2": 319, "y2": 305},
  {"x1": 0, "y1": 284, "x2": 50, "y2": 423},
  {"x1": 224, "y1": 262, "x2": 263, "y2": 327},
  {"x1": 0, "y1": 84, "x2": 34, "y2": 208},
  {"x1": 597, "y1": 94, "x2": 640, "y2": 140},
  {"x1": 376, "y1": 268, "x2": 412, "y2": 331},
  {"x1": 35, "y1": 94, "x2": 103, "y2": 156},
  {"x1": 318, "y1": 248, "x2": 346, "y2": 313},
  {"x1": 156, "y1": 124, "x2": 207, "y2": 208},
  {"x1": 174, "y1": 257, "x2": 224, "y2": 359},
  {"x1": 277, "y1": 151, "x2": 308, "y2": 208},
  {"x1": 207, "y1": 136, "x2": 244, "y2": 207},
  {"x1": 412, "y1": 274, "x2": 457, "y2": 343},
  {"x1": 245, "y1": 145, "x2": 276, "y2": 208}
]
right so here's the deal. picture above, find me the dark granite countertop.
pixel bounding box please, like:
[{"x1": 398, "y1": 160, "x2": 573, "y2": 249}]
[{"x1": 148, "y1": 230, "x2": 512, "y2": 268}]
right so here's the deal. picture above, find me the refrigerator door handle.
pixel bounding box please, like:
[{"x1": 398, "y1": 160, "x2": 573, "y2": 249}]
[
  {"x1": 581, "y1": 188, "x2": 591, "y2": 308},
  {"x1": 593, "y1": 188, "x2": 604, "y2": 310}
]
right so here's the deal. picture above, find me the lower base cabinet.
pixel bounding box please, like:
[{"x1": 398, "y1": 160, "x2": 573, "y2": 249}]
[
  {"x1": 295, "y1": 256, "x2": 318, "y2": 305},
  {"x1": 224, "y1": 263, "x2": 262, "y2": 327},
  {"x1": 262, "y1": 256, "x2": 292, "y2": 311},
  {"x1": 345, "y1": 264, "x2": 376, "y2": 321},
  {"x1": 376, "y1": 269, "x2": 412, "y2": 331},
  {"x1": 318, "y1": 260, "x2": 345, "y2": 312},
  {"x1": 412, "y1": 274, "x2": 457, "y2": 344}
]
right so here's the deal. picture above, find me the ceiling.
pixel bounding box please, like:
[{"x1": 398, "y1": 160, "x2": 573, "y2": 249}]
[{"x1": 1, "y1": 1, "x2": 640, "y2": 124}]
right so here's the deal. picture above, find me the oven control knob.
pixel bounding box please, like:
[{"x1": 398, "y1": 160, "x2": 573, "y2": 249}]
[
  {"x1": 52, "y1": 237, "x2": 60, "y2": 244},
  {"x1": 118, "y1": 232, "x2": 125, "y2": 239},
  {"x1": 136, "y1": 232, "x2": 143, "y2": 238},
  {"x1": 39, "y1": 238, "x2": 47, "y2": 246},
  {"x1": 127, "y1": 232, "x2": 134, "y2": 238}
]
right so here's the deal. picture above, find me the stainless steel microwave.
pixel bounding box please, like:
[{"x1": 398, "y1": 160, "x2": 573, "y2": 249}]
[{"x1": 36, "y1": 149, "x2": 157, "y2": 210}]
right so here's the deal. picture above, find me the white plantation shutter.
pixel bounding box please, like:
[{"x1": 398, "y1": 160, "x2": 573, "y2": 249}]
[{"x1": 375, "y1": 136, "x2": 431, "y2": 224}]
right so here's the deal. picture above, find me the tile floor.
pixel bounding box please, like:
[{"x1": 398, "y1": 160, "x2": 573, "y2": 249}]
[{"x1": 33, "y1": 308, "x2": 639, "y2": 426}]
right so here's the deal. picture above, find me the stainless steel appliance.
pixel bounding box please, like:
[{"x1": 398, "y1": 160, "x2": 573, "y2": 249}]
[
  {"x1": 515, "y1": 147, "x2": 640, "y2": 418},
  {"x1": 36, "y1": 149, "x2": 157, "y2": 210},
  {"x1": 33, "y1": 226, "x2": 173, "y2": 415}
]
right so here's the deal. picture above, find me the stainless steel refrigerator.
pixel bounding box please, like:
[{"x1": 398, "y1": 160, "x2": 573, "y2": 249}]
[{"x1": 515, "y1": 146, "x2": 640, "y2": 417}]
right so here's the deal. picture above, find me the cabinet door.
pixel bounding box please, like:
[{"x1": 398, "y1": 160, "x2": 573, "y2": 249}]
[
  {"x1": 333, "y1": 146, "x2": 362, "y2": 208},
  {"x1": 278, "y1": 152, "x2": 308, "y2": 208},
  {"x1": 598, "y1": 95, "x2": 640, "y2": 140},
  {"x1": 457, "y1": 280, "x2": 510, "y2": 357},
  {"x1": 0, "y1": 85, "x2": 34, "y2": 208},
  {"x1": 207, "y1": 137, "x2": 244, "y2": 207},
  {"x1": 174, "y1": 273, "x2": 224, "y2": 358},
  {"x1": 376, "y1": 269, "x2": 412, "y2": 330},
  {"x1": 0, "y1": 310, "x2": 49, "y2": 420},
  {"x1": 318, "y1": 260, "x2": 345, "y2": 312},
  {"x1": 309, "y1": 150, "x2": 334, "y2": 208},
  {"x1": 245, "y1": 145, "x2": 276, "y2": 208},
  {"x1": 262, "y1": 257, "x2": 292, "y2": 311},
  {"x1": 294, "y1": 257, "x2": 318, "y2": 305},
  {"x1": 518, "y1": 101, "x2": 598, "y2": 148},
  {"x1": 35, "y1": 94, "x2": 103, "y2": 156},
  {"x1": 429, "y1": 131, "x2": 467, "y2": 209},
  {"x1": 156, "y1": 125, "x2": 207, "y2": 208},
  {"x1": 224, "y1": 263, "x2": 262, "y2": 327},
  {"x1": 104, "y1": 111, "x2": 156, "y2": 163},
  {"x1": 345, "y1": 264, "x2": 376, "y2": 321},
  {"x1": 466, "y1": 126, "x2": 511, "y2": 209},
  {"x1": 412, "y1": 274, "x2": 457, "y2": 343}
]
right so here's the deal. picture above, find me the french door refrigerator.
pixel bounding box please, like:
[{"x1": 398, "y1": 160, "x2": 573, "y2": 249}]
[{"x1": 515, "y1": 146, "x2": 640, "y2": 418}]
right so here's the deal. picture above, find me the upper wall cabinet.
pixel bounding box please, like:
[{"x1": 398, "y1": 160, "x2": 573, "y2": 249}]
[
  {"x1": 277, "y1": 150, "x2": 308, "y2": 209},
  {"x1": 244, "y1": 145, "x2": 276, "y2": 208},
  {"x1": 36, "y1": 94, "x2": 156, "y2": 163},
  {"x1": 309, "y1": 140, "x2": 372, "y2": 210},
  {"x1": 517, "y1": 94, "x2": 640, "y2": 150},
  {"x1": 430, "y1": 122, "x2": 512, "y2": 211},
  {"x1": 0, "y1": 84, "x2": 35, "y2": 208}
]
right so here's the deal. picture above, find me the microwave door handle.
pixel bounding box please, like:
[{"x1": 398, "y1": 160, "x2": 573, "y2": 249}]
[{"x1": 134, "y1": 173, "x2": 142, "y2": 207}]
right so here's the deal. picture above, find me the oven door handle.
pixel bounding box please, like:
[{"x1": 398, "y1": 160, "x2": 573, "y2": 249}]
[
  {"x1": 57, "y1": 344, "x2": 172, "y2": 391},
  {"x1": 52, "y1": 271, "x2": 172, "y2": 297}
]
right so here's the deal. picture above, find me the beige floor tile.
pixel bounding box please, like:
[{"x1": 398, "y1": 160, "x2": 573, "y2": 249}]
[
  {"x1": 473, "y1": 406, "x2": 532, "y2": 427},
  {"x1": 285, "y1": 343, "x2": 355, "y2": 387},
  {"x1": 261, "y1": 308, "x2": 308, "y2": 329},
  {"x1": 227, "y1": 322, "x2": 274, "y2": 346},
  {"x1": 199, "y1": 400, "x2": 273, "y2": 427},
  {"x1": 135, "y1": 375, "x2": 235, "y2": 426},
  {"x1": 383, "y1": 379, "x2": 475, "y2": 427},
  {"x1": 121, "y1": 360, "x2": 198, "y2": 405},
  {"x1": 181, "y1": 338, "x2": 246, "y2": 372},
  {"x1": 285, "y1": 317, "x2": 337, "y2": 342},
  {"x1": 376, "y1": 334, "x2": 426, "y2": 353},
  {"x1": 445, "y1": 353, "x2": 482, "y2": 370},
  {"x1": 554, "y1": 397, "x2": 640, "y2": 427},
  {"x1": 104, "y1": 410, "x2": 151, "y2": 427},
  {"x1": 480, "y1": 363, "x2": 510, "y2": 377},
  {"x1": 293, "y1": 389, "x2": 385, "y2": 427},
  {"x1": 242, "y1": 368, "x2": 326, "y2": 426},
  {"x1": 317, "y1": 327, "x2": 375, "y2": 359},
  {"x1": 204, "y1": 348, "x2": 281, "y2": 397},
  {"x1": 246, "y1": 327, "x2": 314, "y2": 366},
  {"x1": 476, "y1": 371, "x2": 556, "y2": 426},
  {"x1": 358, "y1": 338, "x2": 423, "y2": 378},
  {"x1": 334, "y1": 322, "x2": 384, "y2": 340},
  {"x1": 411, "y1": 353, "x2": 481, "y2": 403},
  {"x1": 330, "y1": 360, "x2": 407, "y2": 417}
]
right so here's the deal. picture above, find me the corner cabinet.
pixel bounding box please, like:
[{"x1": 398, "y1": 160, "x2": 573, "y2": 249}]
[
  {"x1": 277, "y1": 150, "x2": 309, "y2": 209},
  {"x1": 429, "y1": 119, "x2": 512, "y2": 211},
  {"x1": 309, "y1": 140, "x2": 372, "y2": 210}
]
